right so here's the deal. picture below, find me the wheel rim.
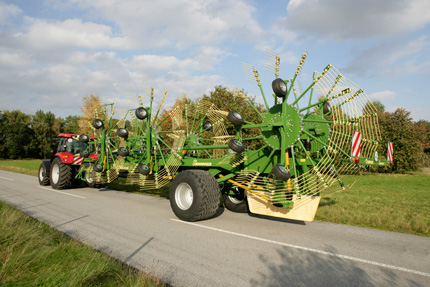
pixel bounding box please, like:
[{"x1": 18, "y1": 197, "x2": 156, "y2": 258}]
[
  {"x1": 39, "y1": 167, "x2": 45, "y2": 181},
  {"x1": 228, "y1": 195, "x2": 244, "y2": 204},
  {"x1": 175, "y1": 182, "x2": 193, "y2": 210},
  {"x1": 51, "y1": 164, "x2": 59, "y2": 184},
  {"x1": 85, "y1": 171, "x2": 93, "y2": 184},
  {"x1": 228, "y1": 187, "x2": 245, "y2": 204}
]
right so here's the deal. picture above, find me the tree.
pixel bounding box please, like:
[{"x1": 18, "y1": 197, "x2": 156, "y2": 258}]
[
  {"x1": 30, "y1": 110, "x2": 57, "y2": 158},
  {"x1": 379, "y1": 108, "x2": 426, "y2": 172},
  {"x1": 62, "y1": 115, "x2": 81, "y2": 134},
  {"x1": 202, "y1": 86, "x2": 266, "y2": 150},
  {"x1": 416, "y1": 120, "x2": 430, "y2": 167},
  {"x1": 79, "y1": 94, "x2": 103, "y2": 134},
  {"x1": 0, "y1": 110, "x2": 33, "y2": 159}
]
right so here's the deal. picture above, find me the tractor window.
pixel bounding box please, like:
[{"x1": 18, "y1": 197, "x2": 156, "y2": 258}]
[
  {"x1": 57, "y1": 138, "x2": 66, "y2": 153},
  {"x1": 64, "y1": 138, "x2": 88, "y2": 155}
]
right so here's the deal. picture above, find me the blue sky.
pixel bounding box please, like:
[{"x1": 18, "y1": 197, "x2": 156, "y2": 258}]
[{"x1": 1, "y1": 0, "x2": 429, "y2": 120}]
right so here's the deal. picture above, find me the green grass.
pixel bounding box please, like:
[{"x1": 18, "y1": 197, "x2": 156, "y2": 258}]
[
  {"x1": 0, "y1": 159, "x2": 41, "y2": 176},
  {"x1": 0, "y1": 201, "x2": 164, "y2": 287},
  {"x1": 315, "y1": 169, "x2": 430, "y2": 236}
]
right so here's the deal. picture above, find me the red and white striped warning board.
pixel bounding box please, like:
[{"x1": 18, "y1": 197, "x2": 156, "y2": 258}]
[
  {"x1": 351, "y1": 130, "x2": 361, "y2": 157},
  {"x1": 387, "y1": 142, "x2": 393, "y2": 162},
  {"x1": 73, "y1": 156, "x2": 84, "y2": 165}
]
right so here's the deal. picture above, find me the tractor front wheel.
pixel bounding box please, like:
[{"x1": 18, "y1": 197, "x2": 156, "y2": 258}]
[
  {"x1": 38, "y1": 161, "x2": 51, "y2": 186},
  {"x1": 170, "y1": 170, "x2": 220, "y2": 222},
  {"x1": 50, "y1": 157, "x2": 72, "y2": 190}
]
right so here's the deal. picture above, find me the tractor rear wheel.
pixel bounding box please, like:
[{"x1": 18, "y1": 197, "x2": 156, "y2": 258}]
[
  {"x1": 38, "y1": 161, "x2": 50, "y2": 186},
  {"x1": 50, "y1": 157, "x2": 72, "y2": 190},
  {"x1": 169, "y1": 170, "x2": 220, "y2": 222}
]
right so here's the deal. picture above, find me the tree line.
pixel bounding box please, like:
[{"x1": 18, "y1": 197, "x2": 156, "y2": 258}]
[{"x1": 1, "y1": 88, "x2": 429, "y2": 173}]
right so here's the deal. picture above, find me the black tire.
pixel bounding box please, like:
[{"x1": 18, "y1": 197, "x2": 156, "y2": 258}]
[
  {"x1": 79, "y1": 134, "x2": 89, "y2": 143},
  {"x1": 80, "y1": 150, "x2": 90, "y2": 158},
  {"x1": 169, "y1": 170, "x2": 220, "y2": 222},
  {"x1": 271, "y1": 164, "x2": 291, "y2": 181},
  {"x1": 223, "y1": 187, "x2": 248, "y2": 213},
  {"x1": 137, "y1": 164, "x2": 150, "y2": 175},
  {"x1": 84, "y1": 169, "x2": 96, "y2": 187},
  {"x1": 323, "y1": 101, "x2": 331, "y2": 114},
  {"x1": 93, "y1": 163, "x2": 103, "y2": 172},
  {"x1": 135, "y1": 107, "x2": 148, "y2": 120},
  {"x1": 272, "y1": 78, "x2": 287, "y2": 98},
  {"x1": 228, "y1": 139, "x2": 245, "y2": 153},
  {"x1": 50, "y1": 157, "x2": 72, "y2": 190},
  {"x1": 118, "y1": 147, "x2": 129, "y2": 157},
  {"x1": 38, "y1": 161, "x2": 50, "y2": 186},
  {"x1": 228, "y1": 110, "x2": 244, "y2": 126},
  {"x1": 202, "y1": 120, "x2": 213, "y2": 131},
  {"x1": 92, "y1": 119, "x2": 104, "y2": 129},
  {"x1": 117, "y1": 128, "x2": 128, "y2": 138}
]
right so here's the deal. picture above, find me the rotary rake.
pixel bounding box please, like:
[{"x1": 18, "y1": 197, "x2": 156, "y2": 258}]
[{"x1": 77, "y1": 51, "x2": 393, "y2": 222}]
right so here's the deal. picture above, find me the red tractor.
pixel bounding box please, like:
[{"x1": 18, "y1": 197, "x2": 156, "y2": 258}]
[{"x1": 38, "y1": 133, "x2": 97, "y2": 189}]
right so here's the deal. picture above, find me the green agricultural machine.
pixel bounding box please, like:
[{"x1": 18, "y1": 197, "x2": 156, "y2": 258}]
[{"x1": 63, "y1": 51, "x2": 394, "y2": 222}]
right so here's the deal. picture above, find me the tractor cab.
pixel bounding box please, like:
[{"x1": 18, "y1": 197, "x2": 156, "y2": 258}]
[{"x1": 57, "y1": 134, "x2": 88, "y2": 155}]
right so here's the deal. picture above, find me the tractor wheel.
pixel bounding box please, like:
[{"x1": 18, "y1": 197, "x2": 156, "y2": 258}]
[
  {"x1": 170, "y1": 170, "x2": 220, "y2": 222},
  {"x1": 118, "y1": 147, "x2": 129, "y2": 157},
  {"x1": 50, "y1": 157, "x2": 72, "y2": 190},
  {"x1": 38, "y1": 161, "x2": 51, "y2": 186},
  {"x1": 272, "y1": 78, "x2": 287, "y2": 98},
  {"x1": 135, "y1": 107, "x2": 148, "y2": 120},
  {"x1": 228, "y1": 139, "x2": 245, "y2": 153},
  {"x1": 228, "y1": 110, "x2": 244, "y2": 126},
  {"x1": 271, "y1": 164, "x2": 291, "y2": 181},
  {"x1": 223, "y1": 187, "x2": 248, "y2": 213}
]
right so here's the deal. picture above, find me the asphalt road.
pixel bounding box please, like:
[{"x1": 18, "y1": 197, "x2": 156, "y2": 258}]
[{"x1": 1, "y1": 170, "x2": 429, "y2": 287}]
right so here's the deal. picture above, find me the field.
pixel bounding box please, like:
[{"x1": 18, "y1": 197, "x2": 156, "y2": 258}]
[
  {"x1": 315, "y1": 169, "x2": 430, "y2": 236},
  {"x1": 0, "y1": 201, "x2": 164, "y2": 286},
  {"x1": 1, "y1": 159, "x2": 429, "y2": 237}
]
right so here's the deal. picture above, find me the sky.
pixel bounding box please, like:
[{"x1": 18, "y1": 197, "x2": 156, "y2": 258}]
[{"x1": 1, "y1": 0, "x2": 429, "y2": 121}]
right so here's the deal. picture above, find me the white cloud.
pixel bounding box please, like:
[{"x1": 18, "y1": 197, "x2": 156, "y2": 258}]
[
  {"x1": 279, "y1": 0, "x2": 430, "y2": 40},
  {"x1": 0, "y1": 2, "x2": 22, "y2": 26},
  {"x1": 370, "y1": 90, "x2": 396, "y2": 101},
  {"x1": 66, "y1": 0, "x2": 265, "y2": 49},
  {"x1": 16, "y1": 17, "x2": 129, "y2": 50}
]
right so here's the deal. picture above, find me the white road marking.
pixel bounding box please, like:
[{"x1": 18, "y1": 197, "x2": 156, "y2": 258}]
[
  {"x1": 37, "y1": 186, "x2": 86, "y2": 199},
  {"x1": 0, "y1": 175, "x2": 14, "y2": 181},
  {"x1": 172, "y1": 219, "x2": 430, "y2": 278}
]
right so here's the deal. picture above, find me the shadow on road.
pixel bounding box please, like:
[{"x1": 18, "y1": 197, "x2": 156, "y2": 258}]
[
  {"x1": 248, "y1": 213, "x2": 306, "y2": 225},
  {"x1": 250, "y1": 246, "x2": 423, "y2": 287}
]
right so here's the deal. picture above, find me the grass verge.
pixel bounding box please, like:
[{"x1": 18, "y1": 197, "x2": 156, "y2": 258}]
[
  {"x1": 0, "y1": 159, "x2": 40, "y2": 176},
  {"x1": 315, "y1": 169, "x2": 430, "y2": 236},
  {"x1": 0, "y1": 201, "x2": 165, "y2": 287}
]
